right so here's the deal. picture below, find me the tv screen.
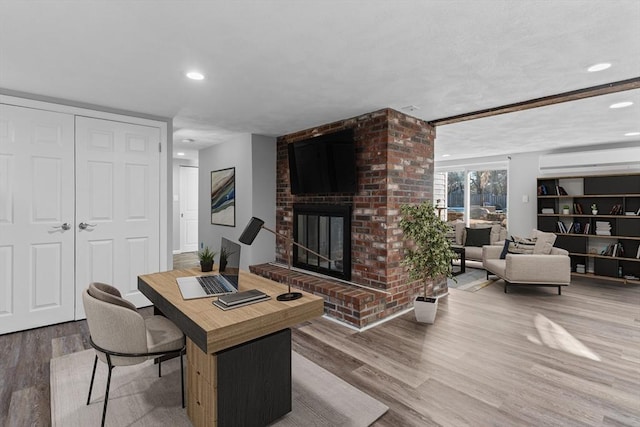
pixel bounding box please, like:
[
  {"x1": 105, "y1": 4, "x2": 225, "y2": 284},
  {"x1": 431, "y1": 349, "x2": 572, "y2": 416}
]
[{"x1": 288, "y1": 130, "x2": 357, "y2": 195}]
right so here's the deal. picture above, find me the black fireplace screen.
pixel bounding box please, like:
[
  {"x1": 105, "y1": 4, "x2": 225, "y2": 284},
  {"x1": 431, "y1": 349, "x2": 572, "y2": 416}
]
[{"x1": 293, "y1": 204, "x2": 351, "y2": 281}]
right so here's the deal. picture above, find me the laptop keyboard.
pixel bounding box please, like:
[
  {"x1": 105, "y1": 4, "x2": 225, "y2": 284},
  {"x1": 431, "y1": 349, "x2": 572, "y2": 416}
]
[{"x1": 196, "y1": 275, "x2": 232, "y2": 295}]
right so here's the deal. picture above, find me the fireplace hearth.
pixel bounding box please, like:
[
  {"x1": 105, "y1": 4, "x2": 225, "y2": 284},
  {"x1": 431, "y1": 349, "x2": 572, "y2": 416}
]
[{"x1": 293, "y1": 204, "x2": 351, "y2": 281}]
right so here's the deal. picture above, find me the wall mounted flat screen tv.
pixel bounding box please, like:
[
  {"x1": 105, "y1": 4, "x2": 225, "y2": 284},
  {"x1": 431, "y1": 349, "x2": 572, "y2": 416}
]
[{"x1": 288, "y1": 129, "x2": 357, "y2": 195}]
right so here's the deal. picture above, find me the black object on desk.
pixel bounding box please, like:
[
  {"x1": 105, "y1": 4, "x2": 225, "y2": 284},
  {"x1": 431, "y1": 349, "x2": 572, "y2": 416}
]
[{"x1": 213, "y1": 289, "x2": 270, "y2": 310}]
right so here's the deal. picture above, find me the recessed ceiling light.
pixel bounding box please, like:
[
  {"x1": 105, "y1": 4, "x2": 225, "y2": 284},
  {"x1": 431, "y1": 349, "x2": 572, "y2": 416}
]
[
  {"x1": 186, "y1": 71, "x2": 204, "y2": 80},
  {"x1": 587, "y1": 63, "x2": 611, "y2": 72},
  {"x1": 624, "y1": 132, "x2": 640, "y2": 136},
  {"x1": 177, "y1": 152, "x2": 185, "y2": 156},
  {"x1": 610, "y1": 101, "x2": 633, "y2": 109},
  {"x1": 442, "y1": 154, "x2": 451, "y2": 157},
  {"x1": 182, "y1": 138, "x2": 195, "y2": 143}
]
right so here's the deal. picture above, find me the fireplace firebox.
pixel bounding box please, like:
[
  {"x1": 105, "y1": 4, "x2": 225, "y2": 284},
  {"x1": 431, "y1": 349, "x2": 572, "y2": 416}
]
[{"x1": 292, "y1": 204, "x2": 351, "y2": 281}]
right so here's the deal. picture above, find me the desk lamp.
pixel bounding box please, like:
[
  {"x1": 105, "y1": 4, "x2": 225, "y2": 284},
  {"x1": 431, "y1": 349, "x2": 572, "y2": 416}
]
[{"x1": 239, "y1": 217, "x2": 333, "y2": 301}]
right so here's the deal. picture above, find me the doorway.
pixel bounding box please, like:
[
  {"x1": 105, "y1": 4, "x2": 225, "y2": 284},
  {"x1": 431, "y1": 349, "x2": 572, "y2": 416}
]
[{"x1": 179, "y1": 165, "x2": 199, "y2": 253}]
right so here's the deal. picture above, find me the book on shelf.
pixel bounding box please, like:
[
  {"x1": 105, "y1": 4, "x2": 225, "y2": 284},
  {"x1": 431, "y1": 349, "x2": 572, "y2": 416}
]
[
  {"x1": 537, "y1": 184, "x2": 548, "y2": 195},
  {"x1": 556, "y1": 185, "x2": 568, "y2": 196},
  {"x1": 541, "y1": 208, "x2": 554, "y2": 214},
  {"x1": 573, "y1": 222, "x2": 581, "y2": 234},
  {"x1": 637, "y1": 245, "x2": 640, "y2": 259},
  {"x1": 602, "y1": 243, "x2": 625, "y2": 258},
  {"x1": 557, "y1": 221, "x2": 567, "y2": 233},
  {"x1": 583, "y1": 223, "x2": 590, "y2": 234},
  {"x1": 573, "y1": 202, "x2": 583, "y2": 214},
  {"x1": 609, "y1": 204, "x2": 623, "y2": 215}
]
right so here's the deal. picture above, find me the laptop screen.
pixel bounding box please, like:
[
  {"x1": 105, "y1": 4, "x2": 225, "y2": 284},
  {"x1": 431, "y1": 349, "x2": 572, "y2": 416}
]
[{"x1": 220, "y1": 237, "x2": 241, "y2": 288}]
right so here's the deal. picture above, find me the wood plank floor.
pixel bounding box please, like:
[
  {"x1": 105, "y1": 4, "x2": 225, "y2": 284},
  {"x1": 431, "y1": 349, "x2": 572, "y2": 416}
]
[{"x1": 1, "y1": 273, "x2": 639, "y2": 426}]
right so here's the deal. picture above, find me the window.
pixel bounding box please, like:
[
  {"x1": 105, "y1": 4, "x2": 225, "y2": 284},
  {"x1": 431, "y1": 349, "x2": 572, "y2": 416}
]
[
  {"x1": 468, "y1": 169, "x2": 507, "y2": 226},
  {"x1": 437, "y1": 167, "x2": 508, "y2": 227}
]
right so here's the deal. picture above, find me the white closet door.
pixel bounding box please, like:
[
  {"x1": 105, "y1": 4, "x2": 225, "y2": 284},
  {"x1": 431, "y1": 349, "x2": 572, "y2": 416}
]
[
  {"x1": 179, "y1": 165, "x2": 199, "y2": 253},
  {"x1": 75, "y1": 117, "x2": 160, "y2": 317},
  {"x1": 0, "y1": 104, "x2": 75, "y2": 334}
]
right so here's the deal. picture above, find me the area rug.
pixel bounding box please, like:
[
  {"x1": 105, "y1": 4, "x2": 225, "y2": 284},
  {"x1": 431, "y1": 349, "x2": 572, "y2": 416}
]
[
  {"x1": 51, "y1": 349, "x2": 388, "y2": 427},
  {"x1": 448, "y1": 267, "x2": 497, "y2": 292}
]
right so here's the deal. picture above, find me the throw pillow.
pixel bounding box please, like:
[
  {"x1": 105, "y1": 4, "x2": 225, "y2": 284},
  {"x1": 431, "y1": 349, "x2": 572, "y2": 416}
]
[
  {"x1": 499, "y1": 239, "x2": 511, "y2": 259},
  {"x1": 464, "y1": 227, "x2": 491, "y2": 247},
  {"x1": 532, "y1": 230, "x2": 557, "y2": 254},
  {"x1": 506, "y1": 236, "x2": 537, "y2": 255}
]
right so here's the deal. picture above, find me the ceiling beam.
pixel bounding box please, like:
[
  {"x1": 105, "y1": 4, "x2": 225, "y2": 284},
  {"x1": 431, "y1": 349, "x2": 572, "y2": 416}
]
[{"x1": 429, "y1": 77, "x2": 640, "y2": 127}]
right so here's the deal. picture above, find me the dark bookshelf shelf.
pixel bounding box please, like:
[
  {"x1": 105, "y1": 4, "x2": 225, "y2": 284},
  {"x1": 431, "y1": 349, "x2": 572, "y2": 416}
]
[
  {"x1": 538, "y1": 173, "x2": 640, "y2": 284},
  {"x1": 571, "y1": 272, "x2": 640, "y2": 284},
  {"x1": 568, "y1": 252, "x2": 640, "y2": 262}
]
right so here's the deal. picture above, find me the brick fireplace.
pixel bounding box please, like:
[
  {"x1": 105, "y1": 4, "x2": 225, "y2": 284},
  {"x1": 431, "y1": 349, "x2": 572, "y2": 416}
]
[{"x1": 250, "y1": 108, "x2": 447, "y2": 328}]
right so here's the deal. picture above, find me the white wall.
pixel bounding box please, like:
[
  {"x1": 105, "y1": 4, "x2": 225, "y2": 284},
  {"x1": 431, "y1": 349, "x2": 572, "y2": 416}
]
[
  {"x1": 506, "y1": 151, "x2": 541, "y2": 236},
  {"x1": 198, "y1": 134, "x2": 276, "y2": 270},
  {"x1": 172, "y1": 158, "x2": 199, "y2": 252}
]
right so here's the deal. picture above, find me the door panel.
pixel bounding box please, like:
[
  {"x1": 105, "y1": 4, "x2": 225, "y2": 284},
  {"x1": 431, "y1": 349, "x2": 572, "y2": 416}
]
[
  {"x1": 75, "y1": 117, "x2": 160, "y2": 316},
  {"x1": 180, "y1": 166, "x2": 199, "y2": 252},
  {"x1": 0, "y1": 104, "x2": 75, "y2": 334}
]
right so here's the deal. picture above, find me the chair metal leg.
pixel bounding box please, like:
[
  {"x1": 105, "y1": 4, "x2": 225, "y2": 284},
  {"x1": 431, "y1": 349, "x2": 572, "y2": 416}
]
[
  {"x1": 101, "y1": 356, "x2": 114, "y2": 427},
  {"x1": 158, "y1": 358, "x2": 162, "y2": 377},
  {"x1": 87, "y1": 354, "x2": 98, "y2": 405},
  {"x1": 180, "y1": 349, "x2": 185, "y2": 408},
  {"x1": 558, "y1": 286, "x2": 561, "y2": 295}
]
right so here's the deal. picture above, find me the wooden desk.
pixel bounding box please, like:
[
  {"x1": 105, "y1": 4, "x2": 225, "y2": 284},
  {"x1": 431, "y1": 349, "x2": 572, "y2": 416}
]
[{"x1": 138, "y1": 268, "x2": 324, "y2": 427}]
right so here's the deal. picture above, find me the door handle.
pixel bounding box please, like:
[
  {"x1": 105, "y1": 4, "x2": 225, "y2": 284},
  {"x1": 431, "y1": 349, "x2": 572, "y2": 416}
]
[
  {"x1": 51, "y1": 223, "x2": 71, "y2": 231},
  {"x1": 79, "y1": 222, "x2": 97, "y2": 230}
]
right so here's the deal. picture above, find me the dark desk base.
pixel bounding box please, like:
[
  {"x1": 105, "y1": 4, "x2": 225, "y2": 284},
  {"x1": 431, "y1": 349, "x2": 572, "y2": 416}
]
[{"x1": 217, "y1": 329, "x2": 291, "y2": 426}]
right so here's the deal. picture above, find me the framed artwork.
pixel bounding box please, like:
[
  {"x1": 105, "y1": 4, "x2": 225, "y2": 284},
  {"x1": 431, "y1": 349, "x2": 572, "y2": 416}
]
[{"x1": 210, "y1": 167, "x2": 236, "y2": 226}]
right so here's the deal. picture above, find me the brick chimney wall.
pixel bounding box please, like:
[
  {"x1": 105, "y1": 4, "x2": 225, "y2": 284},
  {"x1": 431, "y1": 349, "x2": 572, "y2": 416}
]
[{"x1": 276, "y1": 108, "x2": 442, "y2": 312}]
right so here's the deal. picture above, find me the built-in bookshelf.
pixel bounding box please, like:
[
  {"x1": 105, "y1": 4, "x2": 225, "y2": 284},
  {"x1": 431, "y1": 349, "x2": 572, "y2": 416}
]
[{"x1": 537, "y1": 173, "x2": 640, "y2": 284}]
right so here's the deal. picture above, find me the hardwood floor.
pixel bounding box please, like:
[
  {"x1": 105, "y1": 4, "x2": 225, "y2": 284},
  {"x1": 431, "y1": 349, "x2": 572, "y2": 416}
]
[{"x1": 1, "y1": 274, "x2": 638, "y2": 426}]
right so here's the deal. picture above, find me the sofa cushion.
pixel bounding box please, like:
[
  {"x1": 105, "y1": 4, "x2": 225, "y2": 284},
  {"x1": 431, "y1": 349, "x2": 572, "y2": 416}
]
[
  {"x1": 506, "y1": 236, "x2": 537, "y2": 255},
  {"x1": 465, "y1": 227, "x2": 491, "y2": 247},
  {"x1": 532, "y1": 230, "x2": 557, "y2": 255},
  {"x1": 465, "y1": 246, "x2": 483, "y2": 261}
]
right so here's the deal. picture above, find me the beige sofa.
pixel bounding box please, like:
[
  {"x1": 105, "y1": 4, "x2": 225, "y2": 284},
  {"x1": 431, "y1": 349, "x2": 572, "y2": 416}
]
[
  {"x1": 451, "y1": 221, "x2": 507, "y2": 261},
  {"x1": 482, "y1": 241, "x2": 571, "y2": 295}
]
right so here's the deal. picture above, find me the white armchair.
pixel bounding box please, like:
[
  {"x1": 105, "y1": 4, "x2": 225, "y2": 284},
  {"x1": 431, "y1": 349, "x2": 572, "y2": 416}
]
[{"x1": 483, "y1": 245, "x2": 571, "y2": 294}]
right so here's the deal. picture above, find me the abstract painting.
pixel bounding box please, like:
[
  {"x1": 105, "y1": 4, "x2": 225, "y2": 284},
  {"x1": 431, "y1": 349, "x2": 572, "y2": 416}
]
[{"x1": 210, "y1": 167, "x2": 235, "y2": 226}]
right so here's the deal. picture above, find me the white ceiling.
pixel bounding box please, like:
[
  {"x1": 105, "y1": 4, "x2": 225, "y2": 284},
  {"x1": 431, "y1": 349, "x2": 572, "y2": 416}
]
[{"x1": 1, "y1": 0, "x2": 639, "y2": 161}]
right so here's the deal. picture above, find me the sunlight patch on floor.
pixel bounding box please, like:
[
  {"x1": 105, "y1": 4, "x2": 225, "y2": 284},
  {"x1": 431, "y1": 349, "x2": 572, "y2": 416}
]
[{"x1": 527, "y1": 313, "x2": 601, "y2": 361}]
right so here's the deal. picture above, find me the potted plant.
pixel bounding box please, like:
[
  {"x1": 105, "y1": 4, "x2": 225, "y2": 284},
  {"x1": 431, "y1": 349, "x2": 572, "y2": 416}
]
[
  {"x1": 562, "y1": 205, "x2": 570, "y2": 215},
  {"x1": 218, "y1": 245, "x2": 235, "y2": 272},
  {"x1": 198, "y1": 246, "x2": 217, "y2": 272},
  {"x1": 591, "y1": 203, "x2": 598, "y2": 215},
  {"x1": 399, "y1": 201, "x2": 456, "y2": 324}
]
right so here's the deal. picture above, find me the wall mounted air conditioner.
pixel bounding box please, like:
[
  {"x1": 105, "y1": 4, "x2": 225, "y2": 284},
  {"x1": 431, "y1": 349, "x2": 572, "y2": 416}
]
[{"x1": 539, "y1": 147, "x2": 640, "y2": 175}]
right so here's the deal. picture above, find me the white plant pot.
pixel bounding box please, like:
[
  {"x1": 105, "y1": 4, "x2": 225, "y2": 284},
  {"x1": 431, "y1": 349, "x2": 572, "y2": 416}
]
[
  {"x1": 414, "y1": 296, "x2": 438, "y2": 324},
  {"x1": 592, "y1": 210, "x2": 598, "y2": 215},
  {"x1": 562, "y1": 209, "x2": 570, "y2": 215}
]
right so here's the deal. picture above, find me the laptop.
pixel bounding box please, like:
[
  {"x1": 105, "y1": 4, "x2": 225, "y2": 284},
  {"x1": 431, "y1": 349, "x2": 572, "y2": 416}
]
[{"x1": 177, "y1": 237, "x2": 242, "y2": 299}]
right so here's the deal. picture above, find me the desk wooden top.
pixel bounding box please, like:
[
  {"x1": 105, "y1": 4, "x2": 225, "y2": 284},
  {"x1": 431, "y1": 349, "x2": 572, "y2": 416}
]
[{"x1": 138, "y1": 267, "x2": 324, "y2": 354}]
